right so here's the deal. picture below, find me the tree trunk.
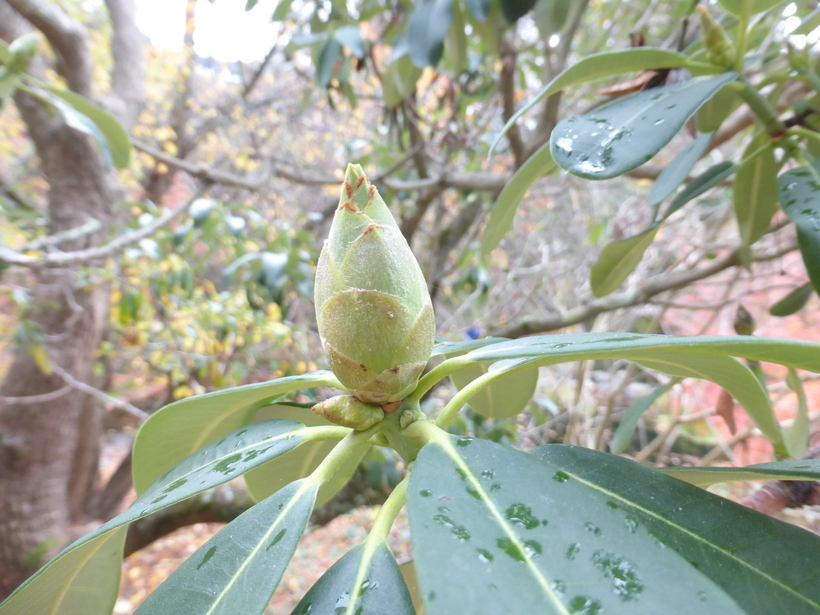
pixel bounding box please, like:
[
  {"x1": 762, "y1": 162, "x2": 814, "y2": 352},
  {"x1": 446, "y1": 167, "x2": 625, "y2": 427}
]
[{"x1": 0, "y1": 0, "x2": 143, "y2": 599}]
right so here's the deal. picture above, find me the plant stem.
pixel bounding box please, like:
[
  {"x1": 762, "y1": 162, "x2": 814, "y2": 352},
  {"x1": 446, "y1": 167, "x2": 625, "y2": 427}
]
[
  {"x1": 309, "y1": 420, "x2": 385, "y2": 487},
  {"x1": 732, "y1": 76, "x2": 786, "y2": 137},
  {"x1": 366, "y1": 476, "x2": 408, "y2": 544},
  {"x1": 734, "y1": 3, "x2": 750, "y2": 73},
  {"x1": 409, "y1": 356, "x2": 470, "y2": 402}
]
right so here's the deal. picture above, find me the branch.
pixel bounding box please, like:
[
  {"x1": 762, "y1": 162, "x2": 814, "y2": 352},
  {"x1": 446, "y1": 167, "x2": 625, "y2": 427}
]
[
  {"x1": 21, "y1": 219, "x2": 101, "y2": 251},
  {"x1": 48, "y1": 360, "x2": 148, "y2": 420},
  {"x1": 499, "y1": 35, "x2": 525, "y2": 167},
  {"x1": 491, "y1": 235, "x2": 798, "y2": 338},
  {"x1": 0, "y1": 192, "x2": 200, "y2": 268},
  {"x1": 6, "y1": 0, "x2": 92, "y2": 96},
  {"x1": 0, "y1": 385, "x2": 71, "y2": 405}
]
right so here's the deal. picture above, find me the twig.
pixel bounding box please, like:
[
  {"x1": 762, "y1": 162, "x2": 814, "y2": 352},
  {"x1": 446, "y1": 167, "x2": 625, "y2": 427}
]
[
  {"x1": 0, "y1": 191, "x2": 201, "y2": 268},
  {"x1": 0, "y1": 385, "x2": 71, "y2": 405},
  {"x1": 48, "y1": 361, "x2": 147, "y2": 420},
  {"x1": 21, "y1": 218, "x2": 102, "y2": 251}
]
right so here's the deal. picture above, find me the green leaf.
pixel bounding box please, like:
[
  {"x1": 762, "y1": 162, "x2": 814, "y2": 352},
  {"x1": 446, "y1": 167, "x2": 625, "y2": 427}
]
[
  {"x1": 0, "y1": 527, "x2": 126, "y2": 615},
  {"x1": 382, "y1": 55, "x2": 422, "y2": 108},
  {"x1": 458, "y1": 331, "x2": 820, "y2": 444},
  {"x1": 135, "y1": 479, "x2": 318, "y2": 615},
  {"x1": 446, "y1": 0, "x2": 468, "y2": 75},
  {"x1": 245, "y1": 0, "x2": 258, "y2": 9},
  {"x1": 450, "y1": 362, "x2": 538, "y2": 419},
  {"x1": 493, "y1": 48, "x2": 693, "y2": 152},
  {"x1": 532, "y1": 0, "x2": 572, "y2": 38},
  {"x1": 464, "y1": 0, "x2": 491, "y2": 21},
  {"x1": 432, "y1": 336, "x2": 508, "y2": 357},
  {"x1": 610, "y1": 378, "x2": 680, "y2": 454},
  {"x1": 532, "y1": 445, "x2": 820, "y2": 614},
  {"x1": 406, "y1": 0, "x2": 453, "y2": 67},
  {"x1": 480, "y1": 140, "x2": 556, "y2": 255},
  {"x1": 1, "y1": 421, "x2": 310, "y2": 614},
  {"x1": 245, "y1": 404, "x2": 366, "y2": 506},
  {"x1": 779, "y1": 160, "x2": 820, "y2": 294},
  {"x1": 334, "y1": 25, "x2": 365, "y2": 58},
  {"x1": 0, "y1": 40, "x2": 11, "y2": 65},
  {"x1": 550, "y1": 73, "x2": 737, "y2": 180},
  {"x1": 665, "y1": 160, "x2": 737, "y2": 212},
  {"x1": 271, "y1": 0, "x2": 295, "y2": 20},
  {"x1": 717, "y1": 0, "x2": 783, "y2": 17},
  {"x1": 697, "y1": 85, "x2": 739, "y2": 132},
  {"x1": 785, "y1": 368, "x2": 810, "y2": 458},
  {"x1": 649, "y1": 132, "x2": 714, "y2": 208},
  {"x1": 661, "y1": 459, "x2": 820, "y2": 486},
  {"x1": 39, "y1": 84, "x2": 131, "y2": 168},
  {"x1": 734, "y1": 134, "x2": 778, "y2": 248},
  {"x1": 589, "y1": 226, "x2": 658, "y2": 297},
  {"x1": 132, "y1": 370, "x2": 340, "y2": 494},
  {"x1": 769, "y1": 283, "x2": 814, "y2": 317},
  {"x1": 399, "y1": 561, "x2": 424, "y2": 614},
  {"x1": 500, "y1": 0, "x2": 538, "y2": 22},
  {"x1": 316, "y1": 37, "x2": 341, "y2": 87},
  {"x1": 0, "y1": 71, "x2": 19, "y2": 101},
  {"x1": 409, "y1": 436, "x2": 746, "y2": 614},
  {"x1": 292, "y1": 543, "x2": 415, "y2": 615}
]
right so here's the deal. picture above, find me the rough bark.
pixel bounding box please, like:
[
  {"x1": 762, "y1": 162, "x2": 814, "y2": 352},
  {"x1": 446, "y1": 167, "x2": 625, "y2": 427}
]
[{"x1": 0, "y1": 0, "x2": 143, "y2": 599}]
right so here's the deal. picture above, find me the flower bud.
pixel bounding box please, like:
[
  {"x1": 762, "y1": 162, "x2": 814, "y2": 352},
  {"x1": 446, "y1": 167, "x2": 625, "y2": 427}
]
[
  {"x1": 315, "y1": 164, "x2": 436, "y2": 404},
  {"x1": 312, "y1": 395, "x2": 385, "y2": 431},
  {"x1": 697, "y1": 6, "x2": 736, "y2": 69}
]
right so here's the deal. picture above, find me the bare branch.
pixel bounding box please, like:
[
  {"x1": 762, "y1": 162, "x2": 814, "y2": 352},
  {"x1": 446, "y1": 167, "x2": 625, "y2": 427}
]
[
  {"x1": 48, "y1": 360, "x2": 148, "y2": 420},
  {"x1": 0, "y1": 385, "x2": 71, "y2": 405},
  {"x1": 5, "y1": 0, "x2": 92, "y2": 96},
  {"x1": 492, "y1": 235, "x2": 798, "y2": 338},
  {"x1": 0, "y1": 192, "x2": 200, "y2": 268}
]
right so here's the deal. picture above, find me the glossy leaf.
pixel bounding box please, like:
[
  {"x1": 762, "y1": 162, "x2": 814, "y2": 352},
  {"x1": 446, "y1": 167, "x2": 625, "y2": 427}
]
[
  {"x1": 532, "y1": 0, "x2": 572, "y2": 38},
  {"x1": 532, "y1": 445, "x2": 820, "y2": 614},
  {"x1": 649, "y1": 132, "x2": 713, "y2": 208},
  {"x1": 446, "y1": 0, "x2": 468, "y2": 75},
  {"x1": 431, "y1": 336, "x2": 508, "y2": 357},
  {"x1": 450, "y1": 362, "x2": 538, "y2": 419},
  {"x1": 399, "y1": 561, "x2": 424, "y2": 614},
  {"x1": 769, "y1": 283, "x2": 814, "y2": 317},
  {"x1": 0, "y1": 527, "x2": 126, "y2": 615},
  {"x1": 550, "y1": 73, "x2": 737, "y2": 180},
  {"x1": 480, "y1": 140, "x2": 556, "y2": 255},
  {"x1": 784, "y1": 368, "x2": 810, "y2": 458},
  {"x1": 610, "y1": 378, "x2": 680, "y2": 454},
  {"x1": 500, "y1": 0, "x2": 538, "y2": 22},
  {"x1": 316, "y1": 37, "x2": 341, "y2": 87},
  {"x1": 495, "y1": 48, "x2": 692, "y2": 151},
  {"x1": 245, "y1": 406, "x2": 365, "y2": 506},
  {"x1": 135, "y1": 479, "x2": 318, "y2": 615},
  {"x1": 38, "y1": 84, "x2": 131, "y2": 168},
  {"x1": 461, "y1": 332, "x2": 820, "y2": 373},
  {"x1": 718, "y1": 0, "x2": 782, "y2": 16},
  {"x1": 132, "y1": 370, "x2": 340, "y2": 494},
  {"x1": 409, "y1": 436, "x2": 745, "y2": 615},
  {"x1": 0, "y1": 421, "x2": 311, "y2": 615},
  {"x1": 734, "y1": 134, "x2": 778, "y2": 248},
  {"x1": 333, "y1": 25, "x2": 365, "y2": 58},
  {"x1": 464, "y1": 0, "x2": 491, "y2": 21},
  {"x1": 665, "y1": 160, "x2": 737, "y2": 212},
  {"x1": 406, "y1": 0, "x2": 453, "y2": 67},
  {"x1": 589, "y1": 226, "x2": 658, "y2": 297},
  {"x1": 244, "y1": 403, "x2": 340, "y2": 504},
  {"x1": 779, "y1": 160, "x2": 820, "y2": 294},
  {"x1": 382, "y1": 55, "x2": 421, "y2": 108},
  {"x1": 696, "y1": 85, "x2": 739, "y2": 132},
  {"x1": 291, "y1": 543, "x2": 415, "y2": 615},
  {"x1": 661, "y1": 459, "x2": 820, "y2": 486}
]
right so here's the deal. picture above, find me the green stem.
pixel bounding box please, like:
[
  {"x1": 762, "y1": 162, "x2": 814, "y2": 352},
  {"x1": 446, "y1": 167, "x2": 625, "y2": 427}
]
[
  {"x1": 408, "y1": 356, "x2": 470, "y2": 402},
  {"x1": 366, "y1": 476, "x2": 409, "y2": 544},
  {"x1": 789, "y1": 127, "x2": 820, "y2": 148},
  {"x1": 734, "y1": 137, "x2": 772, "y2": 172},
  {"x1": 308, "y1": 420, "x2": 385, "y2": 487},
  {"x1": 734, "y1": 3, "x2": 750, "y2": 73},
  {"x1": 301, "y1": 425, "x2": 354, "y2": 442},
  {"x1": 731, "y1": 76, "x2": 786, "y2": 137}
]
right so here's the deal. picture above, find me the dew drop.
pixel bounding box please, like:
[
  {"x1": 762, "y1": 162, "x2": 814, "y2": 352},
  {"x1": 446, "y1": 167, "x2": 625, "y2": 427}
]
[
  {"x1": 551, "y1": 579, "x2": 566, "y2": 595},
  {"x1": 584, "y1": 521, "x2": 601, "y2": 536},
  {"x1": 505, "y1": 503, "x2": 540, "y2": 529},
  {"x1": 569, "y1": 596, "x2": 602, "y2": 614},
  {"x1": 553, "y1": 471, "x2": 570, "y2": 483},
  {"x1": 566, "y1": 543, "x2": 581, "y2": 560},
  {"x1": 477, "y1": 548, "x2": 494, "y2": 563},
  {"x1": 456, "y1": 437, "x2": 472, "y2": 447},
  {"x1": 592, "y1": 550, "x2": 644, "y2": 601},
  {"x1": 419, "y1": 489, "x2": 432, "y2": 497},
  {"x1": 197, "y1": 546, "x2": 217, "y2": 570}
]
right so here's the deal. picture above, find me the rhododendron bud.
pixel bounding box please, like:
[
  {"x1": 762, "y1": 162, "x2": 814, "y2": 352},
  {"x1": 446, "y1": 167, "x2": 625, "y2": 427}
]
[
  {"x1": 315, "y1": 164, "x2": 436, "y2": 404},
  {"x1": 312, "y1": 395, "x2": 385, "y2": 431}
]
